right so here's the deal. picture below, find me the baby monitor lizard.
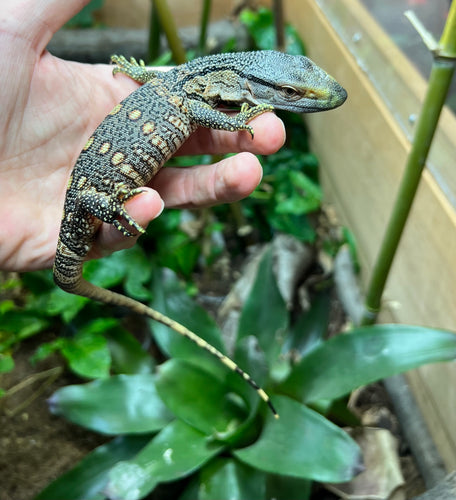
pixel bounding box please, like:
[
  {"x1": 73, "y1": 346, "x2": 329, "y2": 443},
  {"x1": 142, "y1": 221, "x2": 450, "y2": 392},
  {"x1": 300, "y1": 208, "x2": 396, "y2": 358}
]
[{"x1": 53, "y1": 50, "x2": 347, "y2": 418}]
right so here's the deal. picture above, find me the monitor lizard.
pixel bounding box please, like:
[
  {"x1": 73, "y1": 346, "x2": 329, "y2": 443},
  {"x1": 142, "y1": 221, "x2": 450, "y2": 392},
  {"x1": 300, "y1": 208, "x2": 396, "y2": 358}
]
[{"x1": 53, "y1": 50, "x2": 347, "y2": 417}]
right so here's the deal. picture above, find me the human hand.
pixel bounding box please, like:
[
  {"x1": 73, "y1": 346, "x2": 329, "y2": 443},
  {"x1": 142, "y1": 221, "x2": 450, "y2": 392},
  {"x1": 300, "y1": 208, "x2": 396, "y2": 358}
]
[{"x1": 0, "y1": 0, "x2": 286, "y2": 272}]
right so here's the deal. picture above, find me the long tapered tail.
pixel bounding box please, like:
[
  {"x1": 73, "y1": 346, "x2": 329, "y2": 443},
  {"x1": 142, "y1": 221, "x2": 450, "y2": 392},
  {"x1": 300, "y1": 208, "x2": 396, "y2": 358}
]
[{"x1": 54, "y1": 253, "x2": 278, "y2": 418}]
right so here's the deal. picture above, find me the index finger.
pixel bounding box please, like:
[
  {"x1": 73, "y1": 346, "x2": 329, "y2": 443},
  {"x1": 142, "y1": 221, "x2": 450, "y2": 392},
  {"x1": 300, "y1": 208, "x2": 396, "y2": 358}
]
[{"x1": 176, "y1": 112, "x2": 286, "y2": 156}]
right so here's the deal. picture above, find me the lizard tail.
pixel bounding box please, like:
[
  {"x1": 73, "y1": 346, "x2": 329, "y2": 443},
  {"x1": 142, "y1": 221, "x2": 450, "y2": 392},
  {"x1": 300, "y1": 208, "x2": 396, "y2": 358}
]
[{"x1": 54, "y1": 251, "x2": 278, "y2": 418}]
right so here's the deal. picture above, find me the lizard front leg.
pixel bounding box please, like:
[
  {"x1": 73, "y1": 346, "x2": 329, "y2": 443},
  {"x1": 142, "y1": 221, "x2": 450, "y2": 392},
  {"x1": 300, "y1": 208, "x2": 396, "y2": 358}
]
[
  {"x1": 78, "y1": 183, "x2": 145, "y2": 237},
  {"x1": 187, "y1": 101, "x2": 274, "y2": 138},
  {"x1": 111, "y1": 54, "x2": 157, "y2": 84}
]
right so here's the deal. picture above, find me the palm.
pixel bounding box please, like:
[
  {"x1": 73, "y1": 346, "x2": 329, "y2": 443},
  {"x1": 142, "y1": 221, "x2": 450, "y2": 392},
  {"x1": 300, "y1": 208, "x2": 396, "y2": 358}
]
[{"x1": 0, "y1": 1, "x2": 285, "y2": 272}]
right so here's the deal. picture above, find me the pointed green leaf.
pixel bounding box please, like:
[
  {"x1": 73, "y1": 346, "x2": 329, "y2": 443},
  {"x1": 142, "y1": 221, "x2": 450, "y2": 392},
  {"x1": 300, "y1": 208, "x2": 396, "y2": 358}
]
[
  {"x1": 61, "y1": 330, "x2": 111, "y2": 379},
  {"x1": 237, "y1": 247, "x2": 288, "y2": 366},
  {"x1": 107, "y1": 327, "x2": 155, "y2": 375},
  {"x1": 84, "y1": 249, "x2": 131, "y2": 289},
  {"x1": 199, "y1": 458, "x2": 266, "y2": 500},
  {"x1": 49, "y1": 374, "x2": 172, "y2": 434},
  {"x1": 266, "y1": 473, "x2": 312, "y2": 500},
  {"x1": 281, "y1": 324, "x2": 456, "y2": 403},
  {"x1": 149, "y1": 268, "x2": 226, "y2": 378},
  {"x1": 234, "y1": 395, "x2": 362, "y2": 483},
  {"x1": 35, "y1": 436, "x2": 150, "y2": 500},
  {"x1": 228, "y1": 336, "x2": 269, "y2": 419},
  {"x1": 123, "y1": 246, "x2": 153, "y2": 300},
  {"x1": 105, "y1": 420, "x2": 225, "y2": 500},
  {"x1": 156, "y1": 359, "x2": 245, "y2": 436},
  {"x1": 282, "y1": 290, "x2": 331, "y2": 358}
]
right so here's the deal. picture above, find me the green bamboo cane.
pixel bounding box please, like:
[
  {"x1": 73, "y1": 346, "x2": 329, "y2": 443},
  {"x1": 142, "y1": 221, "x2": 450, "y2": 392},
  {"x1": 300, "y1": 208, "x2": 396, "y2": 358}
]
[
  {"x1": 148, "y1": 1, "x2": 161, "y2": 62},
  {"x1": 152, "y1": 0, "x2": 187, "y2": 64},
  {"x1": 198, "y1": 0, "x2": 212, "y2": 56},
  {"x1": 361, "y1": 4, "x2": 456, "y2": 325}
]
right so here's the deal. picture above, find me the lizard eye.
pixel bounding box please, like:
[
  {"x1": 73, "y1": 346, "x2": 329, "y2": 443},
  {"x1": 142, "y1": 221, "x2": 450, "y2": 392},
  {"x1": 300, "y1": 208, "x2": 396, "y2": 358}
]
[{"x1": 280, "y1": 85, "x2": 300, "y2": 100}]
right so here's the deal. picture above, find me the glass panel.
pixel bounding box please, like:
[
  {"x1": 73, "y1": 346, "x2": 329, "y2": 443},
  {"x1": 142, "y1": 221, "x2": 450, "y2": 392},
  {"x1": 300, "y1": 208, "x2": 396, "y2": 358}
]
[{"x1": 360, "y1": 0, "x2": 455, "y2": 113}]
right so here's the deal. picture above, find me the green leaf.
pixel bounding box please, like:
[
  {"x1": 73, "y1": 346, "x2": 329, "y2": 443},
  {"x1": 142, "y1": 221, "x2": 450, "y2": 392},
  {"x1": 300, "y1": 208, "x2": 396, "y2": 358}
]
[
  {"x1": 0, "y1": 353, "x2": 14, "y2": 373},
  {"x1": 44, "y1": 287, "x2": 88, "y2": 322},
  {"x1": 228, "y1": 336, "x2": 269, "y2": 420},
  {"x1": 266, "y1": 473, "x2": 312, "y2": 500},
  {"x1": 281, "y1": 324, "x2": 456, "y2": 403},
  {"x1": 269, "y1": 213, "x2": 316, "y2": 242},
  {"x1": 31, "y1": 339, "x2": 65, "y2": 364},
  {"x1": 157, "y1": 231, "x2": 201, "y2": 278},
  {"x1": 240, "y1": 8, "x2": 276, "y2": 50},
  {"x1": 84, "y1": 250, "x2": 131, "y2": 289},
  {"x1": 65, "y1": 0, "x2": 103, "y2": 28},
  {"x1": 156, "y1": 359, "x2": 245, "y2": 436},
  {"x1": 105, "y1": 420, "x2": 225, "y2": 500},
  {"x1": 107, "y1": 327, "x2": 155, "y2": 375},
  {"x1": 199, "y1": 458, "x2": 266, "y2": 500},
  {"x1": 237, "y1": 247, "x2": 288, "y2": 369},
  {"x1": 123, "y1": 246, "x2": 153, "y2": 300},
  {"x1": 275, "y1": 171, "x2": 322, "y2": 215},
  {"x1": 35, "y1": 436, "x2": 150, "y2": 500},
  {"x1": 282, "y1": 290, "x2": 331, "y2": 358},
  {"x1": 149, "y1": 268, "x2": 226, "y2": 378},
  {"x1": 49, "y1": 374, "x2": 172, "y2": 434},
  {"x1": 61, "y1": 330, "x2": 111, "y2": 379},
  {"x1": 234, "y1": 395, "x2": 362, "y2": 483},
  {"x1": 0, "y1": 308, "x2": 50, "y2": 343}
]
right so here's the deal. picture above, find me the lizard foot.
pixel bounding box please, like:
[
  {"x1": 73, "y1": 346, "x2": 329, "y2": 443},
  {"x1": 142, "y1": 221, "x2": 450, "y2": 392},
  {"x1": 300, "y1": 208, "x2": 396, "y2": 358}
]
[
  {"x1": 78, "y1": 185, "x2": 146, "y2": 238},
  {"x1": 112, "y1": 185, "x2": 146, "y2": 237},
  {"x1": 188, "y1": 101, "x2": 275, "y2": 139},
  {"x1": 111, "y1": 54, "x2": 156, "y2": 84}
]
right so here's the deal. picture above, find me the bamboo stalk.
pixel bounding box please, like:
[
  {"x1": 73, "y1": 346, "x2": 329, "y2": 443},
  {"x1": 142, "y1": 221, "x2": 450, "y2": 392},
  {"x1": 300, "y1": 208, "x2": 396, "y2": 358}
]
[
  {"x1": 198, "y1": 0, "x2": 212, "y2": 56},
  {"x1": 147, "y1": 1, "x2": 161, "y2": 62},
  {"x1": 361, "y1": 3, "x2": 456, "y2": 325},
  {"x1": 152, "y1": 0, "x2": 187, "y2": 64}
]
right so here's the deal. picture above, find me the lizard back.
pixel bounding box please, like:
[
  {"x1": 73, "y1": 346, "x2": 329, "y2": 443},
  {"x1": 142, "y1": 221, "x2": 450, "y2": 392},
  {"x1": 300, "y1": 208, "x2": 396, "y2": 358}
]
[{"x1": 53, "y1": 51, "x2": 348, "y2": 417}]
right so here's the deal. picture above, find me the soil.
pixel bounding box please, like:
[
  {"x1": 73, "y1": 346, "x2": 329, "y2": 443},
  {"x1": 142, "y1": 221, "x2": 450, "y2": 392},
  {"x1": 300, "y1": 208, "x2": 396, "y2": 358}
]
[{"x1": 0, "y1": 332, "x2": 106, "y2": 500}]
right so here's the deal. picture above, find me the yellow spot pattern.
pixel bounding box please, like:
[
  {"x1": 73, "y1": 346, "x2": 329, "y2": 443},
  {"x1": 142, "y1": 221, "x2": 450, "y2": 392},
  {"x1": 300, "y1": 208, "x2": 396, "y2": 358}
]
[
  {"x1": 83, "y1": 137, "x2": 94, "y2": 151},
  {"x1": 109, "y1": 103, "x2": 122, "y2": 115},
  {"x1": 111, "y1": 152, "x2": 126, "y2": 165},
  {"x1": 150, "y1": 134, "x2": 170, "y2": 155},
  {"x1": 167, "y1": 115, "x2": 187, "y2": 134},
  {"x1": 168, "y1": 95, "x2": 183, "y2": 107},
  {"x1": 142, "y1": 122, "x2": 155, "y2": 135},
  {"x1": 128, "y1": 109, "x2": 142, "y2": 121},
  {"x1": 99, "y1": 142, "x2": 111, "y2": 155}
]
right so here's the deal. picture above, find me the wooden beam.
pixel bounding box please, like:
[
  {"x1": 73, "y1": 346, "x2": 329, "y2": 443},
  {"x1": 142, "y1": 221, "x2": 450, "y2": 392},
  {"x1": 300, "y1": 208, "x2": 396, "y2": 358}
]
[{"x1": 284, "y1": 0, "x2": 456, "y2": 469}]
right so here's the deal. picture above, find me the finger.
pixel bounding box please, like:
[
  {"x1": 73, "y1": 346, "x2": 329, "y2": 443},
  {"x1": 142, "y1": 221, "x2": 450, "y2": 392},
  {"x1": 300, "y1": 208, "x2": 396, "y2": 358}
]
[
  {"x1": 92, "y1": 188, "x2": 164, "y2": 257},
  {"x1": 152, "y1": 152, "x2": 264, "y2": 208},
  {"x1": 177, "y1": 112, "x2": 286, "y2": 156}
]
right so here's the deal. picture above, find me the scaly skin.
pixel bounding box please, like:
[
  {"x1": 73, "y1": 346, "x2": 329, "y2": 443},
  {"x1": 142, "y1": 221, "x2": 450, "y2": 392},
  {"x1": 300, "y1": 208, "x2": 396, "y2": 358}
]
[{"x1": 53, "y1": 50, "x2": 347, "y2": 417}]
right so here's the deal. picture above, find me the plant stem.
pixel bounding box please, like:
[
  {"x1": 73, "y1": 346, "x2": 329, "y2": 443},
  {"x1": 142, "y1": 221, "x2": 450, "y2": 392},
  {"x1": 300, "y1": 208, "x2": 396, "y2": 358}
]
[
  {"x1": 273, "y1": 0, "x2": 285, "y2": 52},
  {"x1": 147, "y1": 1, "x2": 161, "y2": 62},
  {"x1": 361, "y1": 3, "x2": 456, "y2": 325},
  {"x1": 152, "y1": 0, "x2": 187, "y2": 64},
  {"x1": 198, "y1": 0, "x2": 211, "y2": 56}
]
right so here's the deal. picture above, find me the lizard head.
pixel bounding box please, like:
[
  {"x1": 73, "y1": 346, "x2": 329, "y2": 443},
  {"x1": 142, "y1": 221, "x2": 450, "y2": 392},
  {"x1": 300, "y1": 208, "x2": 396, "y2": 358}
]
[{"x1": 243, "y1": 51, "x2": 347, "y2": 113}]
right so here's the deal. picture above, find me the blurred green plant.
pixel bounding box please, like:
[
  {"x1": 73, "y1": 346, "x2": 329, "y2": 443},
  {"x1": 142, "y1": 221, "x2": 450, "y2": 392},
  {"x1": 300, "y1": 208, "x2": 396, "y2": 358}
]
[
  {"x1": 34, "y1": 247, "x2": 456, "y2": 500},
  {"x1": 65, "y1": 0, "x2": 104, "y2": 28}
]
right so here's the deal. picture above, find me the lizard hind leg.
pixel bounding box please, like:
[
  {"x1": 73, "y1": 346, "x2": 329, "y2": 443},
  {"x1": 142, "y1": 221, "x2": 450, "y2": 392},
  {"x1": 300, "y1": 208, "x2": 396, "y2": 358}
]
[{"x1": 78, "y1": 184, "x2": 146, "y2": 238}]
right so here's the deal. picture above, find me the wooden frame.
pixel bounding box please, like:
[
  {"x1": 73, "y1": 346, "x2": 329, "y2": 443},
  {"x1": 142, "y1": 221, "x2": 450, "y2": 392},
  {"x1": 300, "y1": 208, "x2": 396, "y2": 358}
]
[{"x1": 283, "y1": 0, "x2": 456, "y2": 468}]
